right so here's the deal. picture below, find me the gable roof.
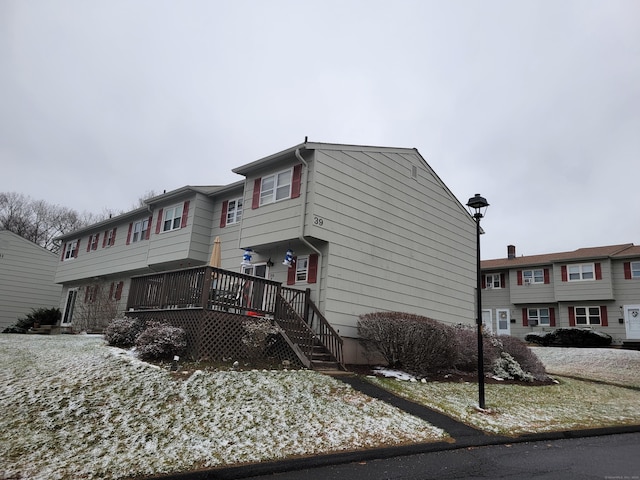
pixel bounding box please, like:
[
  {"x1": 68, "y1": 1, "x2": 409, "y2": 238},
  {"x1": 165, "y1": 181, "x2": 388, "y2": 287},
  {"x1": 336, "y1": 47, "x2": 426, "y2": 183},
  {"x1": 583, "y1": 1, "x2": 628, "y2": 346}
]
[{"x1": 482, "y1": 243, "x2": 635, "y2": 270}]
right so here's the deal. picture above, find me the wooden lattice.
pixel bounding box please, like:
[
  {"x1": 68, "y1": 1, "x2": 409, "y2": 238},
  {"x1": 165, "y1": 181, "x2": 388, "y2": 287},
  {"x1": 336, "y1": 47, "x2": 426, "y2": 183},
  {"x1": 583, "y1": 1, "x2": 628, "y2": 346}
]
[{"x1": 130, "y1": 309, "x2": 302, "y2": 367}]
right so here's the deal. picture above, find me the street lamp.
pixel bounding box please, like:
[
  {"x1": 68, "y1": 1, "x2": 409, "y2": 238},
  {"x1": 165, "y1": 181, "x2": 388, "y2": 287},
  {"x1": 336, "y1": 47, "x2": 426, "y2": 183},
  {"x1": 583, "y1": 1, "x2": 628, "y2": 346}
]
[{"x1": 466, "y1": 193, "x2": 489, "y2": 409}]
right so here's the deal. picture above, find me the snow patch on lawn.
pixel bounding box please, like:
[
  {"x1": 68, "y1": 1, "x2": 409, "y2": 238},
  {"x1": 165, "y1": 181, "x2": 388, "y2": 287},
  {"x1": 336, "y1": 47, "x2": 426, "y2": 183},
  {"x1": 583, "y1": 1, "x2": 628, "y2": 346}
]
[{"x1": 0, "y1": 335, "x2": 445, "y2": 480}]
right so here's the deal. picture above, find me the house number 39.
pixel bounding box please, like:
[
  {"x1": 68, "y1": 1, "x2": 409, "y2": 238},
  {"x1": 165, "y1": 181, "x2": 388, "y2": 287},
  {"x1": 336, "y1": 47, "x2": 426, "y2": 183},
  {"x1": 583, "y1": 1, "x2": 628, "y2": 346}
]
[{"x1": 313, "y1": 216, "x2": 324, "y2": 227}]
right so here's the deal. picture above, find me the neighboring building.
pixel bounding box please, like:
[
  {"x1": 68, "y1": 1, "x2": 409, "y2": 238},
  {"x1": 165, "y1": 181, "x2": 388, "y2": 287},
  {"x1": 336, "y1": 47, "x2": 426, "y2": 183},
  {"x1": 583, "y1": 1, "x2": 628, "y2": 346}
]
[
  {"x1": 54, "y1": 141, "x2": 478, "y2": 363},
  {"x1": 0, "y1": 230, "x2": 62, "y2": 331},
  {"x1": 481, "y1": 243, "x2": 640, "y2": 346}
]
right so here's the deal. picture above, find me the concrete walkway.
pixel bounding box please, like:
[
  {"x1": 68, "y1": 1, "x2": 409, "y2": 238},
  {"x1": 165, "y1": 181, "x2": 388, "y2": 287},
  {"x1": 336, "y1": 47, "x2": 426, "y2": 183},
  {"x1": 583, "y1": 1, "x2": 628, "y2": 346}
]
[{"x1": 156, "y1": 373, "x2": 640, "y2": 480}]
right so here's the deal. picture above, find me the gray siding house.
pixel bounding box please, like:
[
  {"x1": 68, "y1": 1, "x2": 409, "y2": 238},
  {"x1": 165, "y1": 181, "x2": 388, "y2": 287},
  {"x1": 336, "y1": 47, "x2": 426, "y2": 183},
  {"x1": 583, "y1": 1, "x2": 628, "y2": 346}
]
[
  {"x1": 481, "y1": 244, "x2": 640, "y2": 346},
  {"x1": 0, "y1": 230, "x2": 62, "y2": 330},
  {"x1": 54, "y1": 141, "x2": 478, "y2": 363}
]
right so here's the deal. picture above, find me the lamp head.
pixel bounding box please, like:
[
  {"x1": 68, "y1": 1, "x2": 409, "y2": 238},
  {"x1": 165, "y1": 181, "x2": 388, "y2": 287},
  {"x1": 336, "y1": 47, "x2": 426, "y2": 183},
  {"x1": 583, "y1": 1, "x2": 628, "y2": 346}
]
[{"x1": 466, "y1": 193, "x2": 489, "y2": 218}]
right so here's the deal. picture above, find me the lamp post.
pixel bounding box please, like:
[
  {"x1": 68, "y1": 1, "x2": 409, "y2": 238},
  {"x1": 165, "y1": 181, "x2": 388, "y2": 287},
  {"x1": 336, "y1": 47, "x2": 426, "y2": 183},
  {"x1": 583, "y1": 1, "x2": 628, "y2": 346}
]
[{"x1": 466, "y1": 193, "x2": 489, "y2": 409}]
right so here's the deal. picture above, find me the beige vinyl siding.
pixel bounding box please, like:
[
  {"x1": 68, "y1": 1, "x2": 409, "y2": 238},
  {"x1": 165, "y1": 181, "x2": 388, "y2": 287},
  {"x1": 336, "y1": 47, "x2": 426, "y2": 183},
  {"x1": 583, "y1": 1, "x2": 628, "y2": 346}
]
[
  {"x1": 612, "y1": 258, "x2": 640, "y2": 305},
  {"x1": 509, "y1": 268, "x2": 556, "y2": 304},
  {"x1": 554, "y1": 260, "x2": 615, "y2": 301},
  {"x1": 308, "y1": 148, "x2": 476, "y2": 337},
  {"x1": 0, "y1": 231, "x2": 62, "y2": 330}
]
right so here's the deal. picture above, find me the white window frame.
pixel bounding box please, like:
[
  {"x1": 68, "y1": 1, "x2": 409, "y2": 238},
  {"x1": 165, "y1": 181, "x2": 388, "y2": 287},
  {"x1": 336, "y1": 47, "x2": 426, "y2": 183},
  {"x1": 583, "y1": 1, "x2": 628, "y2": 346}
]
[
  {"x1": 528, "y1": 307, "x2": 550, "y2": 326},
  {"x1": 105, "y1": 228, "x2": 116, "y2": 247},
  {"x1": 575, "y1": 306, "x2": 601, "y2": 325},
  {"x1": 631, "y1": 261, "x2": 640, "y2": 279},
  {"x1": 132, "y1": 218, "x2": 149, "y2": 243},
  {"x1": 296, "y1": 256, "x2": 309, "y2": 283},
  {"x1": 63, "y1": 240, "x2": 78, "y2": 261},
  {"x1": 260, "y1": 168, "x2": 292, "y2": 206},
  {"x1": 226, "y1": 197, "x2": 243, "y2": 225},
  {"x1": 163, "y1": 204, "x2": 183, "y2": 232},
  {"x1": 89, "y1": 234, "x2": 99, "y2": 251},
  {"x1": 523, "y1": 269, "x2": 544, "y2": 284},
  {"x1": 485, "y1": 274, "x2": 502, "y2": 289},
  {"x1": 568, "y1": 263, "x2": 594, "y2": 281}
]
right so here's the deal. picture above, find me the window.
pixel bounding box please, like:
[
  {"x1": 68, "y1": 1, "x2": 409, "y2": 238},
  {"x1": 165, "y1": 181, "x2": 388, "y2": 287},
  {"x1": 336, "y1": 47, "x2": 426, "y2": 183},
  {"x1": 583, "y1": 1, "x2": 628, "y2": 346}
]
[
  {"x1": 103, "y1": 228, "x2": 117, "y2": 247},
  {"x1": 575, "y1": 306, "x2": 601, "y2": 325},
  {"x1": 226, "y1": 197, "x2": 243, "y2": 224},
  {"x1": 528, "y1": 308, "x2": 550, "y2": 326},
  {"x1": 88, "y1": 234, "x2": 99, "y2": 251},
  {"x1": 260, "y1": 168, "x2": 292, "y2": 206},
  {"x1": 296, "y1": 256, "x2": 309, "y2": 282},
  {"x1": 63, "y1": 240, "x2": 78, "y2": 261},
  {"x1": 163, "y1": 204, "x2": 184, "y2": 232},
  {"x1": 132, "y1": 219, "x2": 149, "y2": 243},
  {"x1": 568, "y1": 263, "x2": 594, "y2": 281},
  {"x1": 523, "y1": 269, "x2": 544, "y2": 284},
  {"x1": 632, "y1": 262, "x2": 640, "y2": 279},
  {"x1": 484, "y1": 274, "x2": 502, "y2": 289}
]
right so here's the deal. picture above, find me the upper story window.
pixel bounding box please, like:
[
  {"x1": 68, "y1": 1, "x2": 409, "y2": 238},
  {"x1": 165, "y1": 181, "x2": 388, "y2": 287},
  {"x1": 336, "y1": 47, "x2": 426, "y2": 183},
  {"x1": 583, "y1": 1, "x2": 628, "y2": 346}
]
[
  {"x1": 88, "y1": 234, "x2": 99, "y2": 251},
  {"x1": 103, "y1": 228, "x2": 116, "y2": 247},
  {"x1": 568, "y1": 263, "x2": 594, "y2": 281},
  {"x1": 260, "y1": 168, "x2": 292, "y2": 206},
  {"x1": 484, "y1": 274, "x2": 502, "y2": 289},
  {"x1": 132, "y1": 218, "x2": 149, "y2": 243},
  {"x1": 632, "y1": 262, "x2": 640, "y2": 279},
  {"x1": 163, "y1": 204, "x2": 184, "y2": 232},
  {"x1": 523, "y1": 269, "x2": 544, "y2": 284},
  {"x1": 226, "y1": 197, "x2": 243, "y2": 225},
  {"x1": 62, "y1": 240, "x2": 79, "y2": 261}
]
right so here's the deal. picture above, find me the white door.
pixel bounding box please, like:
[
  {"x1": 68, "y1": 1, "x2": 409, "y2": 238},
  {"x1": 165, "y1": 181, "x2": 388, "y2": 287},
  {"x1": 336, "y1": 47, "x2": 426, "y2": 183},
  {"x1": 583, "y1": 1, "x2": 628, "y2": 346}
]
[
  {"x1": 624, "y1": 305, "x2": 640, "y2": 340},
  {"x1": 496, "y1": 309, "x2": 511, "y2": 336},
  {"x1": 241, "y1": 263, "x2": 269, "y2": 311},
  {"x1": 482, "y1": 309, "x2": 493, "y2": 334}
]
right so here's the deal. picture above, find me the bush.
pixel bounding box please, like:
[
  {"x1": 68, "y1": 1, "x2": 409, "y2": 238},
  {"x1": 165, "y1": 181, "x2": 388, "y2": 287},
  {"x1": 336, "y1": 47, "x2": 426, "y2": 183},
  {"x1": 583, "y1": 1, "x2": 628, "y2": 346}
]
[
  {"x1": 495, "y1": 335, "x2": 547, "y2": 381},
  {"x1": 2, "y1": 307, "x2": 61, "y2": 334},
  {"x1": 358, "y1": 312, "x2": 457, "y2": 374},
  {"x1": 452, "y1": 325, "x2": 500, "y2": 374},
  {"x1": 135, "y1": 321, "x2": 186, "y2": 361},
  {"x1": 242, "y1": 318, "x2": 281, "y2": 360},
  {"x1": 525, "y1": 328, "x2": 612, "y2": 347},
  {"x1": 104, "y1": 317, "x2": 146, "y2": 348}
]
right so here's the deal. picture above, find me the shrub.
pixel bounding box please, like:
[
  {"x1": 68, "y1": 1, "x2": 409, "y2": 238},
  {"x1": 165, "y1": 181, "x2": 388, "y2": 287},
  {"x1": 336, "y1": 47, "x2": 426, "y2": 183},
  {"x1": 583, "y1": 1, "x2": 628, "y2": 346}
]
[
  {"x1": 135, "y1": 321, "x2": 186, "y2": 361},
  {"x1": 104, "y1": 317, "x2": 146, "y2": 348},
  {"x1": 358, "y1": 312, "x2": 457, "y2": 374},
  {"x1": 241, "y1": 318, "x2": 281, "y2": 360},
  {"x1": 452, "y1": 325, "x2": 500, "y2": 374},
  {"x1": 494, "y1": 335, "x2": 547, "y2": 381},
  {"x1": 2, "y1": 307, "x2": 61, "y2": 334},
  {"x1": 525, "y1": 328, "x2": 612, "y2": 347}
]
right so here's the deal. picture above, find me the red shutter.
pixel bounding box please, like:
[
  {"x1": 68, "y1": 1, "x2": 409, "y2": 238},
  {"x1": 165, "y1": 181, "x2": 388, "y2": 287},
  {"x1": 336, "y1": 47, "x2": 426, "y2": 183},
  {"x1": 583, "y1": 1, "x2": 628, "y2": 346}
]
[
  {"x1": 93, "y1": 233, "x2": 99, "y2": 250},
  {"x1": 126, "y1": 223, "x2": 133, "y2": 245},
  {"x1": 500, "y1": 273, "x2": 506, "y2": 288},
  {"x1": 568, "y1": 306, "x2": 576, "y2": 326},
  {"x1": 481, "y1": 275, "x2": 486, "y2": 289},
  {"x1": 624, "y1": 262, "x2": 632, "y2": 280},
  {"x1": 155, "y1": 209, "x2": 163, "y2": 234},
  {"x1": 522, "y1": 308, "x2": 528, "y2": 327},
  {"x1": 86, "y1": 236, "x2": 92, "y2": 252},
  {"x1": 60, "y1": 243, "x2": 67, "y2": 261},
  {"x1": 517, "y1": 270, "x2": 523, "y2": 286},
  {"x1": 308, "y1": 253, "x2": 318, "y2": 284},
  {"x1": 287, "y1": 257, "x2": 297, "y2": 285},
  {"x1": 115, "y1": 281, "x2": 123, "y2": 301},
  {"x1": 291, "y1": 164, "x2": 303, "y2": 199},
  {"x1": 74, "y1": 239, "x2": 80, "y2": 258},
  {"x1": 549, "y1": 307, "x2": 556, "y2": 327},
  {"x1": 220, "y1": 200, "x2": 229, "y2": 228},
  {"x1": 252, "y1": 178, "x2": 262, "y2": 209},
  {"x1": 600, "y1": 306, "x2": 608, "y2": 326},
  {"x1": 146, "y1": 216, "x2": 153, "y2": 240},
  {"x1": 111, "y1": 228, "x2": 116, "y2": 245},
  {"x1": 84, "y1": 286, "x2": 90, "y2": 303},
  {"x1": 109, "y1": 282, "x2": 115, "y2": 299},
  {"x1": 102, "y1": 231, "x2": 108, "y2": 248},
  {"x1": 595, "y1": 263, "x2": 602, "y2": 280},
  {"x1": 180, "y1": 201, "x2": 190, "y2": 228},
  {"x1": 561, "y1": 265, "x2": 568, "y2": 282},
  {"x1": 544, "y1": 268, "x2": 550, "y2": 284}
]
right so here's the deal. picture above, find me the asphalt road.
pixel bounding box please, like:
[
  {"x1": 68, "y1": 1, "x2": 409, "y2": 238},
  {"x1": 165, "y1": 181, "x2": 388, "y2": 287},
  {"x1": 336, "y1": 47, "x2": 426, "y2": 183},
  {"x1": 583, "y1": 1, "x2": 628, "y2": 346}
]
[{"x1": 243, "y1": 432, "x2": 640, "y2": 480}]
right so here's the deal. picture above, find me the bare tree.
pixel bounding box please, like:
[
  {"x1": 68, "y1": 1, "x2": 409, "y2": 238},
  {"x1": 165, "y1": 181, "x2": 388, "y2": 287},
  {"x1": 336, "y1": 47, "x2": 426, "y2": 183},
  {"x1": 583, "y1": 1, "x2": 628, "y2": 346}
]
[{"x1": 73, "y1": 282, "x2": 121, "y2": 333}]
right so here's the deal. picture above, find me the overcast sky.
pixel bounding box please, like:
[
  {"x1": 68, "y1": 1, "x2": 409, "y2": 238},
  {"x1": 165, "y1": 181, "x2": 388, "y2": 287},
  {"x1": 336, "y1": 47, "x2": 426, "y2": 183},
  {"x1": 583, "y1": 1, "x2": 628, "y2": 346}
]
[{"x1": 1, "y1": 0, "x2": 638, "y2": 260}]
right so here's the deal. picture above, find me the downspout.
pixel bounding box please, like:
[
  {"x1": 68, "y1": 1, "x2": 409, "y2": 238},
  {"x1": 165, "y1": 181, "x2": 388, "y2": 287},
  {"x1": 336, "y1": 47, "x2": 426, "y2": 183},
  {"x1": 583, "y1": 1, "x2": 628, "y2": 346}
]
[{"x1": 294, "y1": 148, "x2": 323, "y2": 307}]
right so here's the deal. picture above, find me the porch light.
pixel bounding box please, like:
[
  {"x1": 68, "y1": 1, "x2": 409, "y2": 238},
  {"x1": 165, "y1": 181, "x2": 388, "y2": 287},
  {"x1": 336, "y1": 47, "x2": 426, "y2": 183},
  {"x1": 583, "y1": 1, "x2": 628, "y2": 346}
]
[
  {"x1": 241, "y1": 248, "x2": 253, "y2": 266},
  {"x1": 283, "y1": 249, "x2": 294, "y2": 267}
]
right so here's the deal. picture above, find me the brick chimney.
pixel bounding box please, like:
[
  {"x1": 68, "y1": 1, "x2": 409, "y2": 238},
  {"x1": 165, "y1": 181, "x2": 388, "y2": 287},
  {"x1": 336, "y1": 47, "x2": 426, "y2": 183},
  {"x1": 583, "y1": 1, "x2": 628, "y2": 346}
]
[{"x1": 507, "y1": 245, "x2": 516, "y2": 259}]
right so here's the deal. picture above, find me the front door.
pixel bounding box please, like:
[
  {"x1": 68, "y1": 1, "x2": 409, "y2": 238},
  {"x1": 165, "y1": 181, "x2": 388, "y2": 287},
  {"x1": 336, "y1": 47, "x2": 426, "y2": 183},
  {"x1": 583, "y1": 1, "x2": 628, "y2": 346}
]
[
  {"x1": 61, "y1": 289, "x2": 78, "y2": 326},
  {"x1": 241, "y1": 263, "x2": 269, "y2": 311},
  {"x1": 482, "y1": 309, "x2": 493, "y2": 334},
  {"x1": 496, "y1": 308, "x2": 511, "y2": 336},
  {"x1": 624, "y1": 305, "x2": 640, "y2": 340}
]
